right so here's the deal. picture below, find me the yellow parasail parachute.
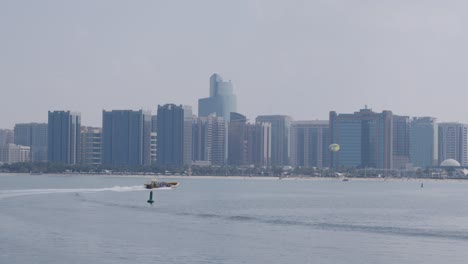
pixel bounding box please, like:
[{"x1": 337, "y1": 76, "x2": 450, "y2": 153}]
[{"x1": 329, "y1": 143, "x2": 340, "y2": 152}]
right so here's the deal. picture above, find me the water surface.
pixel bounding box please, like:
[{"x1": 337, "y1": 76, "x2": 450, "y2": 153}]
[{"x1": 1, "y1": 174, "x2": 468, "y2": 263}]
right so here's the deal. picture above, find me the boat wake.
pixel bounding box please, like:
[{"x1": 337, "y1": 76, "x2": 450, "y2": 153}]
[{"x1": 0, "y1": 185, "x2": 148, "y2": 200}]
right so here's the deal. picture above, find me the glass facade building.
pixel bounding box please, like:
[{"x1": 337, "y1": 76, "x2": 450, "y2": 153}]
[
  {"x1": 102, "y1": 110, "x2": 152, "y2": 166},
  {"x1": 156, "y1": 104, "x2": 193, "y2": 167},
  {"x1": 14, "y1": 123, "x2": 48, "y2": 162},
  {"x1": 255, "y1": 115, "x2": 292, "y2": 166},
  {"x1": 198, "y1": 73, "x2": 237, "y2": 122},
  {"x1": 409, "y1": 117, "x2": 438, "y2": 168},
  {"x1": 330, "y1": 108, "x2": 393, "y2": 169},
  {"x1": 392, "y1": 115, "x2": 411, "y2": 169},
  {"x1": 227, "y1": 112, "x2": 247, "y2": 166},
  {"x1": 192, "y1": 114, "x2": 227, "y2": 166},
  {"x1": 48, "y1": 111, "x2": 81, "y2": 164},
  {"x1": 290, "y1": 121, "x2": 330, "y2": 168},
  {"x1": 0, "y1": 129, "x2": 14, "y2": 146}
]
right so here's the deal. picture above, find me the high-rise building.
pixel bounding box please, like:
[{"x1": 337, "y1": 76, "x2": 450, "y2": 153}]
[
  {"x1": 228, "y1": 113, "x2": 271, "y2": 167},
  {"x1": 150, "y1": 132, "x2": 157, "y2": 164},
  {"x1": 192, "y1": 114, "x2": 227, "y2": 166},
  {"x1": 198, "y1": 73, "x2": 237, "y2": 122},
  {"x1": 81, "y1": 126, "x2": 102, "y2": 166},
  {"x1": 438, "y1": 122, "x2": 468, "y2": 166},
  {"x1": 150, "y1": 115, "x2": 157, "y2": 164},
  {"x1": 192, "y1": 117, "x2": 210, "y2": 163},
  {"x1": 228, "y1": 112, "x2": 248, "y2": 166},
  {"x1": 0, "y1": 129, "x2": 14, "y2": 146},
  {"x1": 330, "y1": 107, "x2": 393, "y2": 169},
  {"x1": 255, "y1": 115, "x2": 292, "y2": 166},
  {"x1": 410, "y1": 117, "x2": 438, "y2": 168},
  {"x1": 245, "y1": 122, "x2": 272, "y2": 167},
  {"x1": 0, "y1": 144, "x2": 30, "y2": 164},
  {"x1": 14, "y1": 123, "x2": 48, "y2": 162},
  {"x1": 392, "y1": 116, "x2": 411, "y2": 169},
  {"x1": 48, "y1": 111, "x2": 81, "y2": 164},
  {"x1": 102, "y1": 110, "x2": 152, "y2": 166},
  {"x1": 290, "y1": 121, "x2": 330, "y2": 168},
  {"x1": 156, "y1": 104, "x2": 193, "y2": 167},
  {"x1": 151, "y1": 115, "x2": 157, "y2": 133}
]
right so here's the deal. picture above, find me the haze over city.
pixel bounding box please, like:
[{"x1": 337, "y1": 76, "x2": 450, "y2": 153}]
[{"x1": 2, "y1": 0, "x2": 468, "y2": 128}]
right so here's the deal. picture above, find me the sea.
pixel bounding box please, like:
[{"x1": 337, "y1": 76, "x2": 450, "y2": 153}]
[{"x1": 2, "y1": 174, "x2": 468, "y2": 264}]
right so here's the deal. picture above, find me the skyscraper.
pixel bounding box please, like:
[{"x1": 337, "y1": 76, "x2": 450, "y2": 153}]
[
  {"x1": 14, "y1": 123, "x2": 48, "y2": 162},
  {"x1": 0, "y1": 129, "x2": 14, "y2": 146},
  {"x1": 81, "y1": 126, "x2": 102, "y2": 166},
  {"x1": 192, "y1": 114, "x2": 227, "y2": 166},
  {"x1": 48, "y1": 111, "x2": 81, "y2": 164},
  {"x1": 150, "y1": 132, "x2": 157, "y2": 164},
  {"x1": 228, "y1": 113, "x2": 272, "y2": 167},
  {"x1": 157, "y1": 104, "x2": 193, "y2": 167},
  {"x1": 151, "y1": 115, "x2": 157, "y2": 133},
  {"x1": 102, "y1": 110, "x2": 152, "y2": 166},
  {"x1": 392, "y1": 116, "x2": 411, "y2": 169},
  {"x1": 228, "y1": 112, "x2": 247, "y2": 166},
  {"x1": 410, "y1": 117, "x2": 438, "y2": 168},
  {"x1": 438, "y1": 122, "x2": 468, "y2": 166},
  {"x1": 198, "y1": 73, "x2": 237, "y2": 122},
  {"x1": 255, "y1": 115, "x2": 292, "y2": 166},
  {"x1": 329, "y1": 107, "x2": 393, "y2": 169},
  {"x1": 290, "y1": 120, "x2": 330, "y2": 168},
  {"x1": 245, "y1": 122, "x2": 272, "y2": 167}
]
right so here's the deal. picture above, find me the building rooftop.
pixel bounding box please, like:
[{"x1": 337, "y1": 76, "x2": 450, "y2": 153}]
[{"x1": 440, "y1": 159, "x2": 461, "y2": 167}]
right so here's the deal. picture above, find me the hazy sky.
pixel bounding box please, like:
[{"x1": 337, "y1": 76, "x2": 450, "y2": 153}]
[{"x1": 1, "y1": 0, "x2": 468, "y2": 128}]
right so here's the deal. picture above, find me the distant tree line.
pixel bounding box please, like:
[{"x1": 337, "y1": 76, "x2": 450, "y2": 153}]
[
  {"x1": 1, "y1": 162, "x2": 442, "y2": 178},
  {"x1": 0, "y1": 162, "x2": 339, "y2": 177}
]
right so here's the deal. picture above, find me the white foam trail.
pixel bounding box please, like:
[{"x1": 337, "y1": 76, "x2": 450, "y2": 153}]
[{"x1": 0, "y1": 185, "x2": 155, "y2": 200}]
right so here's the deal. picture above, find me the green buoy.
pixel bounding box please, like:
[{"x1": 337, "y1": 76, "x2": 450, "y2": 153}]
[{"x1": 147, "y1": 191, "x2": 154, "y2": 205}]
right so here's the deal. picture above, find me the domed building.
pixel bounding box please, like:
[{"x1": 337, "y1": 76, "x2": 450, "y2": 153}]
[
  {"x1": 439, "y1": 159, "x2": 463, "y2": 177},
  {"x1": 440, "y1": 159, "x2": 461, "y2": 167}
]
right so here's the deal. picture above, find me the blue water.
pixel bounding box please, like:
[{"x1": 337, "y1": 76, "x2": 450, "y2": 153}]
[{"x1": 2, "y1": 174, "x2": 468, "y2": 263}]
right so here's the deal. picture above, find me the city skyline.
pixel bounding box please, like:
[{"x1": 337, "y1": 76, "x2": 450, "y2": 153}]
[
  {"x1": 2, "y1": 106, "x2": 468, "y2": 171},
  {"x1": 2, "y1": 1, "x2": 468, "y2": 128},
  {"x1": 3, "y1": 102, "x2": 461, "y2": 130}
]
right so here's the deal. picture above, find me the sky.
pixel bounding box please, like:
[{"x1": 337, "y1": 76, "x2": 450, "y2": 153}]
[{"x1": 1, "y1": 0, "x2": 468, "y2": 128}]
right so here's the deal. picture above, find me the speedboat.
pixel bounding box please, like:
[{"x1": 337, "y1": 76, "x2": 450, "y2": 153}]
[{"x1": 144, "y1": 179, "x2": 179, "y2": 189}]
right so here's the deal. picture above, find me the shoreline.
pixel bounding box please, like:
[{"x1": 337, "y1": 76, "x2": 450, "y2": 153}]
[{"x1": 1, "y1": 172, "x2": 467, "y2": 182}]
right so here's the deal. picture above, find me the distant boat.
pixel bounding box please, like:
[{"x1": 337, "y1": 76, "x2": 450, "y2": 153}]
[
  {"x1": 30, "y1": 172, "x2": 43, "y2": 175},
  {"x1": 144, "y1": 180, "x2": 179, "y2": 189},
  {"x1": 342, "y1": 178, "x2": 349, "y2": 182}
]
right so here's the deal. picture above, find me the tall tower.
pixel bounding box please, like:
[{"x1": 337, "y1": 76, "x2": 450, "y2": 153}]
[
  {"x1": 410, "y1": 117, "x2": 438, "y2": 168},
  {"x1": 156, "y1": 104, "x2": 193, "y2": 167},
  {"x1": 81, "y1": 126, "x2": 102, "y2": 166},
  {"x1": 102, "y1": 110, "x2": 151, "y2": 166},
  {"x1": 255, "y1": 115, "x2": 292, "y2": 166},
  {"x1": 228, "y1": 112, "x2": 247, "y2": 166},
  {"x1": 392, "y1": 115, "x2": 411, "y2": 169},
  {"x1": 48, "y1": 111, "x2": 81, "y2": 164},
  {"x1": 14, "y1": 123, "x2": 48, "y2": 162},
  {"x1": 329, "y1": 108, "x2": 393, "y2": 170},
  {"x1": 192, "y1": 114, "x2": 227, "y2": 166},
  {"x1": 199, "y1": 73, "x2": 237, "y2": 122},
  {"x1": 438, "y1": 122, "x2": 468, "y2": 166},
  {"x1": 245, "y1": 122, "x2": 272, "y2": 167},
  {"x1": 290, "y1": 120, "x2": 330, "y2": 168},
  {"x1": 0, "y1": 129, "x2": 14, "y2": 146}
]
